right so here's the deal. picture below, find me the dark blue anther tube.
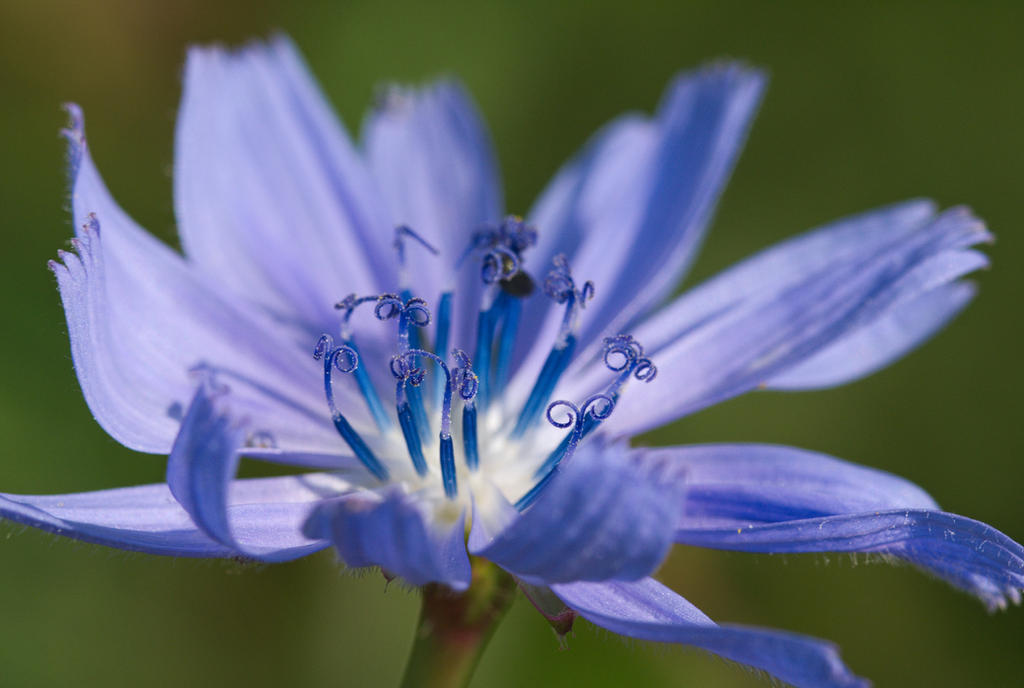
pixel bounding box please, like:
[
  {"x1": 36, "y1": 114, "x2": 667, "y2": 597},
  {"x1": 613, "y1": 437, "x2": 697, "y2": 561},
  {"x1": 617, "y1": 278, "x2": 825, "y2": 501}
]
[
  {"x1": 440, "y1": 436, "x2": 458, "y2": 499},
  {"x1": 397, "y1": 401, "x2": 428, "y2": 477}
]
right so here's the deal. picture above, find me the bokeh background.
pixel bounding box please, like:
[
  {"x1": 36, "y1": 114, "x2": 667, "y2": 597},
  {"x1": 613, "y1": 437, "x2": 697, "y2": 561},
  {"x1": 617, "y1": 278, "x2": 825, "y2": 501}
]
[{"x1": 1, "y1": 1, "x2": 1022, "y2": 686}]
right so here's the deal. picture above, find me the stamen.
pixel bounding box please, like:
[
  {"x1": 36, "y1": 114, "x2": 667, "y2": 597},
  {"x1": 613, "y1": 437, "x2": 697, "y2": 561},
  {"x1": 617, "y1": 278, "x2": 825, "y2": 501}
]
[
  {"x1": 514, "y1": 393, "x2": 615, "y2": 510},
  {"x1": 313, "y1": 335, "x2": 389, "y2": 481},
  {"x1": 531, "y1": 335, "x2": 658, "y2": 479},
  {"x1": 377, "y1": 294, "x2": 432, "y2": 441},
  {"x1": 467, "y1": 216, "x2": 538, "y2": 408},
  {"x1": 511, "y1": 255, "x2": 594, "y2": 438},
  {"x1": 390, "y1": 354, "x2": 428, "y2": 477},
  {"x1": 394, "y1": 349, "x2": 463, "y2": 499},
  {"x1": 335, "y1": 294, "x2": 391, "y2": 431},
  {"x1": 452, "y1": 350, "x2": 481, "y2": 471}
]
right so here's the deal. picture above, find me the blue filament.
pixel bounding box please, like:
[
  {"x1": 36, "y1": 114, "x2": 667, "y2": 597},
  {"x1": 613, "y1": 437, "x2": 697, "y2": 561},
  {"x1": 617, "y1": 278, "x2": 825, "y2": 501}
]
[
  {"x1": 440, "y1": 437, "x2": 457, "y2": 499},
  {"x1": 511, "y1": 333, "x2": 576, "y2": 438},
  {"x1": 529, "y1": 335, "x2": 658, "y2": 480},
  {"x1": 396, "y1": 396, "x2": 428, "y2": 476},
  {"x1": 516, "y1": 393, "x2": 614, "y2": 511},
  {"x1": 342, "y1": 339, "x2": 391, "y2": 432},
  {"x1": 492, "y1": 294, "x2": 521, "y2": 396},
  {"x1": 432, "y1": 291, "x2": 452, "y2": 404},
  {"x1": 462, "y1": 404, "x2": 479, "y2": 471},
  {"x1": 313, "y1": 336, "x2": 389, "y2": 482}
]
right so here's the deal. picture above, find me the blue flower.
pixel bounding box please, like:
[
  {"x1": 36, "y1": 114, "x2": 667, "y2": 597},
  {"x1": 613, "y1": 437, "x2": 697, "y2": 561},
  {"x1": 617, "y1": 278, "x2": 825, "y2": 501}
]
[{"x1": 3, "y1": 36, "x2": 1020, "y2": 688}]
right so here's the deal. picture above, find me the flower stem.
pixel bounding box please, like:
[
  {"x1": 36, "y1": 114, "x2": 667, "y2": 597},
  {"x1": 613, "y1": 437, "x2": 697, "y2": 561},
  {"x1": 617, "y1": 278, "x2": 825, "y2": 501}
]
[{"x1": 399, "y1": 558, "x2": 517, "y2": 688}]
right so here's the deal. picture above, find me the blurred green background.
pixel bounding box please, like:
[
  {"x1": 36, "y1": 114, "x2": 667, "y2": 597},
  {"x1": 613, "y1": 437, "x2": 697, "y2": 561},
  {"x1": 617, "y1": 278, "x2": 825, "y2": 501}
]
[{"x1": 1, "y1": 1, "x2": 1022, "y2": 686}]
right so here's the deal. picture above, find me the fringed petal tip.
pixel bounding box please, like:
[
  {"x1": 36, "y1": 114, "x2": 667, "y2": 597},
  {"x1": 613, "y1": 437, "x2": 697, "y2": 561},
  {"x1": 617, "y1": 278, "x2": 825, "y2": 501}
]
[
  {"x1": 672, "y1": 60, "x2": 769, "y2": 98},
  {"x1": 943, "y1": 204, "x2": 994, "y2": 244},
  {"x1": 60, "y1": 102, "x2": 87, "y2": 192}
]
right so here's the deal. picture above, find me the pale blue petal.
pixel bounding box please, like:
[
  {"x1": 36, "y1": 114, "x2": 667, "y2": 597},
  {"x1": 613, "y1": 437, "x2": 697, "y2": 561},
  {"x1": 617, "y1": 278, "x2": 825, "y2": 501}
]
[
  {"x1": 363, "y1": 78, "x2": 502, "y2": 350},
  {"x1": 0, "y1": 483, "x2": 230, "y2": 557},
  {"x1": 632, "y1": 443, "x2": 938, "y2": 527},
  {"x1": 175, "y1": 37, "x2": 394, "y2": 331},
  {"x1": 469, "y1": 444, "x2": 679, "y2": 584},
  {"x1": 56, "y1": 106, "x2": 353, "y2": 454},
  {"x1": 678, "y1": 510, "x2": 1024, "y2": 611},
  {"x1": 304, "y1": 490, "x2": 472, "y2": 590},
  {"x1": 510, "y1": 64, "x2": 764, "y2": 393},
  {"x1": 552, "y1": 578, "x2": 867, "y2": 688},
  {"x1": 166, "y1": 383, "x2": 335, "y2": 562},
  {"x1": 625, "y1": 200, "x2": 938, "y2": 355},
  {"x1": 600, "y1": 206, "x2": 990, "y2": 437},
  {"x1": 0, "y1": 474, "x2": 336, "y2": 559},
  {"x1": 767, "y1": 280, "x2": 977, "y2": 389},
  {"x1": 631, "y1": 444, "x2": 1024, "y2": 609}
]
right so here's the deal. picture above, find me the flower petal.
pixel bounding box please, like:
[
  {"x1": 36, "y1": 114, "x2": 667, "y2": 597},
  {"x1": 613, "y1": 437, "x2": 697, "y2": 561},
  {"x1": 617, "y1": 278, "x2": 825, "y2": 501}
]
[
  {"x1": 510, "y1": 63, "x2": 764, "y2": 392},
  {"x1": 469, "y1": 443, "x2": 679, "y2": 584},
  {"x1": 552, "y1": 578, "x2": 867, "y2": 688},
  {"x1": 632, "y1": 443, "x2": 939, "y2": 528},
  {"x1": 0, "y1": 473, "x2": 337, "y2": 560},
  {"x1": 680, "y1": 510, "x2": 1024, "y2": 611},
  {"x1": 599, "y1": 206, "x2": 990, "y2": 437},
  {"x1": 304, "y1": 490, "x2": 472, "y2": 590},
  {"x1": 363, "y1": 78, "x2": 502, "y2": 350},
  {"x1": 766, "y1": 280, "x2": 976, "y2": 389},
  {"x1": 632, "y1": 444, "x2": 1024, "y2": 610},
  {"x1": 165, "y1": 382, "x2": 335, "y2": 562},
  {"x1": 625, "y1": 199, "x2": 939, "y2": 355},
  {"x1": 56, "y1": 106, "x2": 362, "y2": 454},
  {"x1": 175, "y1": 37, "x2": 394, "y2": 330},
  {"x1": 0, "y1": 483, "x2": 230, "y2": 557}
]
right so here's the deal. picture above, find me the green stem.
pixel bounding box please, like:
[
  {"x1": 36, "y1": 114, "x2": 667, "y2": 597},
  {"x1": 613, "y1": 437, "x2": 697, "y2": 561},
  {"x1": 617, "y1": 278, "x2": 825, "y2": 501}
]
[{"x1": 399, "y1": 558, "x2": 517, "y2": 688}]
